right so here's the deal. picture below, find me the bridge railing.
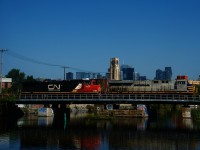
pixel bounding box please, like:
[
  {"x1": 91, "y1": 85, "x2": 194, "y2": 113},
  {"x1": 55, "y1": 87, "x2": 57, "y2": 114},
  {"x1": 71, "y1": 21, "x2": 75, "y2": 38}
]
[{"x1": 19, "y1": 94, "x2": 200, "y2": 101}]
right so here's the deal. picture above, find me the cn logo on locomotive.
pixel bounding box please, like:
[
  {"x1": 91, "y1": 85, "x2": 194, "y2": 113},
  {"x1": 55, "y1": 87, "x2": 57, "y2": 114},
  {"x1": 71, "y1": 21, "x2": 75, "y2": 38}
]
[{"x1": 48, "y1": 84, "x2": 61, "y2": 91}]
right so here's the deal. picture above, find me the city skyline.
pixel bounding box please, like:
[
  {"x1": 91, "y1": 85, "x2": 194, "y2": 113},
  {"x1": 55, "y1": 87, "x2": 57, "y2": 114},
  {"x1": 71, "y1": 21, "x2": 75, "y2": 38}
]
[
  {"x1": 2, "y1": 48, "x2": 200, "y2": 81},
  {"x1": 1, "y1": 0, "x2": 200, "y2": 79},
  {"x1": 1, "y1": 49, "x2": 200, "y2": 81}
]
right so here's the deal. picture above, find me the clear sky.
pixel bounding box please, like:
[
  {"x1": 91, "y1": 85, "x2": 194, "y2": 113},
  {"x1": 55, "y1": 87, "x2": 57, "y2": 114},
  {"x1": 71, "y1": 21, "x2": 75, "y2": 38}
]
[{"x1": 0, "y1": 0, "x2": 200, "y2": 80}]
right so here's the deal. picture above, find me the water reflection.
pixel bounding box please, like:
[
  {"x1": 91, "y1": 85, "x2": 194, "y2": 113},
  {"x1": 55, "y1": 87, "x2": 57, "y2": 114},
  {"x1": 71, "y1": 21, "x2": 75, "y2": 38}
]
[
  {"x1": 1, "y1": 112, "x2": 200, "y2": 150},
  {"x1": 17, "y1": 116, "x2": 54, "y2": 127}
]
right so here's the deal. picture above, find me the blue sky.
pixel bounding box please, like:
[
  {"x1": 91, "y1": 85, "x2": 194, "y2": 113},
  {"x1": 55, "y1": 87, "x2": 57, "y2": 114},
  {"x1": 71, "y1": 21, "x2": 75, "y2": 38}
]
[{"x1": 0, "y1": 0, "x2": 200, "y2": 80}]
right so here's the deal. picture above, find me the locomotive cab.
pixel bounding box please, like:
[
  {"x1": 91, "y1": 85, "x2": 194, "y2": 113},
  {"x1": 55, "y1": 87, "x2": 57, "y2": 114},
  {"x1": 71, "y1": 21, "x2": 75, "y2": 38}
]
[
  {"x1": 175, "y1": 76, "x2": 189, "y2": 92},
  {"x1": 75, "y1": 79, "x2": 101, "y2": 93}
]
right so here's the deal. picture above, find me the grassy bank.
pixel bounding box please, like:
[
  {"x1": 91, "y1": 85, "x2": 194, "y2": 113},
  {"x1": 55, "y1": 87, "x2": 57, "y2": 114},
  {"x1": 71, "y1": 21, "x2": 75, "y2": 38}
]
[{"x1": 191, "y1": 108, "x2": 200, "y2": 121}]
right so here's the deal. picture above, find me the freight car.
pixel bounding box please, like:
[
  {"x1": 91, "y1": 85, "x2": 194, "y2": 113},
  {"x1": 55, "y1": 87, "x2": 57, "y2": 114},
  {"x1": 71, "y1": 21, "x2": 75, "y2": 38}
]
[{"x1": 21, "y1": 79, "x2": 101, "y2": 94}]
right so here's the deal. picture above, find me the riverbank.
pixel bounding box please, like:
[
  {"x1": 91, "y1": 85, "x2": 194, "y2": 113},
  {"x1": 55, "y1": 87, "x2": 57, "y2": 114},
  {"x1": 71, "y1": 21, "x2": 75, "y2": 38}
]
[
  {"x1": 0, "y1": 101, "x2": 24, "y2": 118},
  {"x1": 192, "y1": 108, "x2": 200, "y2": 121}
]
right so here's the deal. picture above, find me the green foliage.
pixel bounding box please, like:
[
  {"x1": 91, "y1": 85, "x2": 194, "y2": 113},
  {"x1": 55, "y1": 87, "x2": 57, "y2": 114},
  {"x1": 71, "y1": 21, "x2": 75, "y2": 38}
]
[
  {"x1": 26, "y1": 75, "x2": 36, "y2": 82},
  {"x1": 0, "y1": 94, "x2": 17, "y2": 102},
  {"x1": 6, "y1": 68, "x2": 25, "y2": 83},
  {"x1": 6, "y1": 69, "x2": 24, "y2": 93},
  {"x1": 192, "y1": 108, "x2": 200, "y2": 120},
  {"x1": 197, "y1": 85, "x2": 200, "y2": 94},
  {"x1": 86, "y1": 105, "x2": 95, "y2": 113},
  {"x1": 5, "y1": 68, "x2": 36, "y2": 94}
]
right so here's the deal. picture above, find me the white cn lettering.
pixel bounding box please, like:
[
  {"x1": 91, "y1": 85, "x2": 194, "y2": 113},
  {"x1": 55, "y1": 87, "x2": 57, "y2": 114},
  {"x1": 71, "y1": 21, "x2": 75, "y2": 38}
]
[{"x1": 48, "y1": 84, "x2": 61, "y2": 91}]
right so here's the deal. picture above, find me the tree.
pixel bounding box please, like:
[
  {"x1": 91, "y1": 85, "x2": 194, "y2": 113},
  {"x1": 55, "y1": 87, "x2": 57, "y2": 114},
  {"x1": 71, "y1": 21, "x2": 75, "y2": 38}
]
[
  {"x1": 6, "y1": 69, "x2": 25, "y2": 83},
  {"x1": 26, "y1": 75, "x2": 36, "y2": 82},
  {"x1": 197, "y1": 85, "x2": 200, "y2": 94},
  {"x1": 6, "y1": 69, "x2": 26, "y2": 93}
]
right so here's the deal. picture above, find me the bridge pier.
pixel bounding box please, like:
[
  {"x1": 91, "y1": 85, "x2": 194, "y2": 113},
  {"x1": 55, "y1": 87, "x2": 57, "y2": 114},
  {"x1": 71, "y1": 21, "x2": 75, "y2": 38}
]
[
  {"x1": 52, "y1": 104, "x2": 70, "y2": 128},
  {"x1": 182, "y1": 105, "x2": 191, "y2": 118}
]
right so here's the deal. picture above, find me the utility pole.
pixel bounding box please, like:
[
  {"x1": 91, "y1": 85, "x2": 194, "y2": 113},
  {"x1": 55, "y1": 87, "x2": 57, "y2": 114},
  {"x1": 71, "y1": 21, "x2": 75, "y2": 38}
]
[{"x1": 0, "y1": 49, "x2": 8, "y2": 94}]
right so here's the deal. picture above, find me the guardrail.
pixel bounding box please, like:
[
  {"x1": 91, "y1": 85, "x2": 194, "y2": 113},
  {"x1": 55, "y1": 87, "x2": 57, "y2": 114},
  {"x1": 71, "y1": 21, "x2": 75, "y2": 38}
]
[{"x1": 17, "y1": 94, "x2": 200, "y2": 104}]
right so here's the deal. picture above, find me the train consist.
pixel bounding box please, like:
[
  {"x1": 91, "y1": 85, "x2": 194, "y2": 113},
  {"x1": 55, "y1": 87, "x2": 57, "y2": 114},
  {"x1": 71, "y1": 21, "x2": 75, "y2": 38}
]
[{"x1": 21, "y1": 76, "x2": 198, "y2": 95}]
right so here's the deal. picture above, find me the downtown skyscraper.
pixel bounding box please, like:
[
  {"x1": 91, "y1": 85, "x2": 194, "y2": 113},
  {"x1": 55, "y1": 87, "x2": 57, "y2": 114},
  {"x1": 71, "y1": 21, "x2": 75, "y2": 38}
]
[
  {"x1": 110, "y1": 58, "x2": 120, "y2": 80},
  {"x1": 155, "y1": 67, "x2": 172, "y2": 80}
]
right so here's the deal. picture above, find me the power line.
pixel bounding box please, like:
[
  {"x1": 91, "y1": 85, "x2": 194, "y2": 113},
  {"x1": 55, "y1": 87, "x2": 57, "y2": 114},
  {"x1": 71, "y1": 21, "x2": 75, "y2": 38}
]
[
  {"x1": 7, "y1": 50, "x2": 63, "y2": 67},
  {"x1": 6, "y1": 50, "x2": 105, "y2": 74}
]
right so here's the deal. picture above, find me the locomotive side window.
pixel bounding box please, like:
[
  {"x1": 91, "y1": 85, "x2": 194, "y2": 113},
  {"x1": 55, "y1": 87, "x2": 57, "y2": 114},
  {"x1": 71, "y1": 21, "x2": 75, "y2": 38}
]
[
  {"x1": 154, "y1": 81, "x2": 159, "y2": 84},
  {"x1": 162, "y1": 81, "x2": 169, "y2": 83},
  {"x1": 177, "y1": 81, "x2": 186, "y2": 85}
]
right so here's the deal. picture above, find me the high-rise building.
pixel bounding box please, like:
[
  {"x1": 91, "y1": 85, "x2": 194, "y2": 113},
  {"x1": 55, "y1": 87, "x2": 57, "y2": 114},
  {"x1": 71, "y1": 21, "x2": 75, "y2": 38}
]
[
  {"x1": 155, "y1": 69, "x2": 164, "y2": 80},
  {"x1": 155, "y1": 67, "x2": 172, "y2": 80},
  {"x1": 121, "y1": 65, "x2": 134, "y2": 80},
  {"x1": 110, "y1": 58, "x2": 120, "y2": 80},
  {"x1": 133, "y1": 72, "x2": 140, "y2": 81},
  {"x1": 165, "y1": 67, "x2": 172, "y2": 80},
  {"x1": 66, "y1": 72, "x2": 73, "y2": 80}
]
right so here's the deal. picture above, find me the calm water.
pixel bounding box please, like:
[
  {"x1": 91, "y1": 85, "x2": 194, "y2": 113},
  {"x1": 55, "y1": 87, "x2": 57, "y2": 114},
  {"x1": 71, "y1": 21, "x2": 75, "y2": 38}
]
[{"x1": 1, "y1": 110, "x2": 200, "y2": 150}]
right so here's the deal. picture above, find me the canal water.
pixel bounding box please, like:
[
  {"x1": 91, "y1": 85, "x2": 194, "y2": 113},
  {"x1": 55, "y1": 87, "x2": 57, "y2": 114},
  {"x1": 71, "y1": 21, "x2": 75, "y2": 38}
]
[{"x1": 1, "y1": 107, "x2": 200, "y2": 150}]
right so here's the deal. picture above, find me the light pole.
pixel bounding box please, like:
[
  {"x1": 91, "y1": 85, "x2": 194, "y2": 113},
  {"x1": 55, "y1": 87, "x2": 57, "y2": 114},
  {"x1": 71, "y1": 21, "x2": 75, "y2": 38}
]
[{"x1": 0, "y1": 49, "x2": 8, "y2": 94}]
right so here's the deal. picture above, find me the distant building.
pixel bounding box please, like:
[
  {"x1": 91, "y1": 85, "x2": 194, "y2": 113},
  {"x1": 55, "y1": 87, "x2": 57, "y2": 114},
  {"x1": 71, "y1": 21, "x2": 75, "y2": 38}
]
[
  {"x1": 66, "y1": 72, "x2": 73, "y2": 80},
  {"x1": 155, "y1": 67, "x2": 172, "y2": 80},
  {"x1": 139, "y1": 76, "x2": 147, "y2": 81},
  {"x1": 121, "y1": 65, "x2": 134, "y2": 80},
  {"x1": 133, "y1": 72, "x2": 140, "y2": 81},
  {"x1": 76, "y1": 72, "x2": 89, "y2": 79},
  {"x1": 0, "y1": 78, "x2": 12, "y2": 89},
  {"x1": 165, "y1": 67, "x2": 172, "y2": 80},
  {"x1": 97, "y1": 73, "x2": 103, "y2": 79},
  {"x1": 155, "y1": 69, "x2": 164, "y2": 80},
  {"x1": 110, "y1": 58, "x2": 120, "y2": 80},
  {"x1": 105, "y1": 68, "x2": 110, "y2": 79},
  {"x1": 76, "y1": 72, "x2": 99, "y2": 79}
]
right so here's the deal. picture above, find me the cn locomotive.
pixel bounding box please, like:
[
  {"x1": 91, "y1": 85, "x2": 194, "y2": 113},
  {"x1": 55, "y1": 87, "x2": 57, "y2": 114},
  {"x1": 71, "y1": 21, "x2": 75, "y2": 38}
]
[
  {"x1": 21, "y1": 79, "x2": 101, "y2": 94},
  {"x1": 107, "y1": 76, "x2": 197, "y2": 94},
  {"x1": 21, "y1": 76, "x2": 198, "y2": 95}
]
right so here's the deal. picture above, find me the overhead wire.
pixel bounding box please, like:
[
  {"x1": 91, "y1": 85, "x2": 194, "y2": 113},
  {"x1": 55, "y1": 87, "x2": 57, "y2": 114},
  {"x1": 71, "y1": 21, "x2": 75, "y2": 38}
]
[
  {"x1": 7, "y1": 50, "x2": 63, "y2": 67},
  {"x1": 6, "y1": 50, "x2": 104, "y2": 74}
]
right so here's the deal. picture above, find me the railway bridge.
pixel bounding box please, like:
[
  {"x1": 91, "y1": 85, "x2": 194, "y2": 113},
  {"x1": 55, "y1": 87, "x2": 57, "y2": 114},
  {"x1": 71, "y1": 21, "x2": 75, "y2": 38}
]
[
  {"x1": 17, "y1": 93, "x2": 200, "y2": 105},
  {"x1": 14, "y1": 93, "x2": 200, "y2": 119}
]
